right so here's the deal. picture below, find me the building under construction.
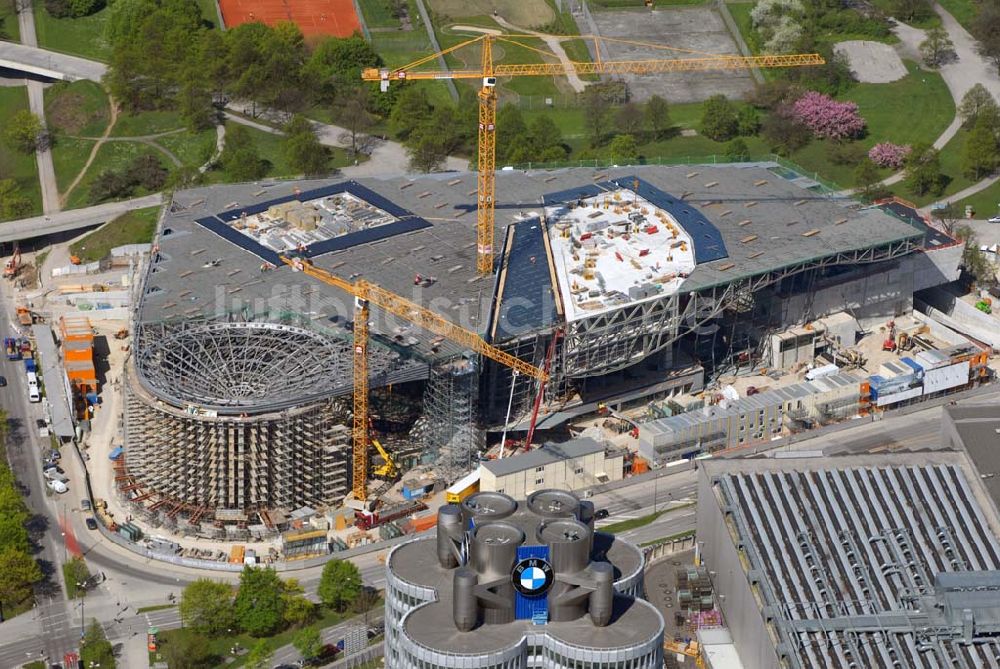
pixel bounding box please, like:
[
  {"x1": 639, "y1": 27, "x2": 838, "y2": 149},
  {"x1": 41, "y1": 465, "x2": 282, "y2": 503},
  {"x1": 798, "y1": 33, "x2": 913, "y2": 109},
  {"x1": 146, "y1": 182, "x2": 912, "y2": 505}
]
[{"x1": 121, "y1": 164, "x2": 962, "y2": 529}]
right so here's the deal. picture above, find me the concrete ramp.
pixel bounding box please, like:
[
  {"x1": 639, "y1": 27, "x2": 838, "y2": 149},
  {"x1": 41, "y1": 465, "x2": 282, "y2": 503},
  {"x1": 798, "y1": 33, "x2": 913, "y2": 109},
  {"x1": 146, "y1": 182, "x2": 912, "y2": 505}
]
[
  {"x1": 0, "y1": 42, "x2": 107, "y2": 82},
  {"x1": 916, "y1": 286, "x2": 1000, "y2": 349}
]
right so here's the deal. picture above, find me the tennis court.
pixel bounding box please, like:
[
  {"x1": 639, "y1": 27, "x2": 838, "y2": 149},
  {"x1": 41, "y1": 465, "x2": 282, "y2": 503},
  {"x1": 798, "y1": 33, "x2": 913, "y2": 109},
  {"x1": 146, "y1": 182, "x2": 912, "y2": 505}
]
[{"x1": 219, "y1": 0, "x2": 361, "y2": 37}]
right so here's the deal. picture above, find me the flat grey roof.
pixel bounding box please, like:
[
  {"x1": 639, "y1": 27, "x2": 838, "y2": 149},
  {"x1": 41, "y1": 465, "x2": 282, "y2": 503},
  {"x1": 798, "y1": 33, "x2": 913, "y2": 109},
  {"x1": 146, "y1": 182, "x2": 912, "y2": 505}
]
[
  {"x1": 704, "y1": 452, "x2": 1000, "y2": 668},
  {"x1": 147, "y1": 165, "x2": 922, "y2": 364},
  {"x1": 482, "y1": 437, "x2": 606, "y2": 477},
  {"x1": 946, "y1": 404, "x2": 1000, "y2": 509},
  {"x1": 32, "y1": 325, "x2": 75, "y2": 439}
]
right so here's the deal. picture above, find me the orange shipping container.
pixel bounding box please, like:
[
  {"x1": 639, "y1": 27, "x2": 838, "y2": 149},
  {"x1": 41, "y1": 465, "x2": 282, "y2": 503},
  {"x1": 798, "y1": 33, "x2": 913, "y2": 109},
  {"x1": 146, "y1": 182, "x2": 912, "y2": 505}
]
[{"x1": 410, "y1": 513, "x2": 437, "y2": 533}]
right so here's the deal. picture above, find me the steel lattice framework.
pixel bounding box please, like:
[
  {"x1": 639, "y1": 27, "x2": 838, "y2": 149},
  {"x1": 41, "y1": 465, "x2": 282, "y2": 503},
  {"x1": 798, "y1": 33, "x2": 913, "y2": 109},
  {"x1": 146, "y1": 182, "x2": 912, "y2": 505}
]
[{"x1": 134, "y1": 320, "x2": 409, "y2": 413}]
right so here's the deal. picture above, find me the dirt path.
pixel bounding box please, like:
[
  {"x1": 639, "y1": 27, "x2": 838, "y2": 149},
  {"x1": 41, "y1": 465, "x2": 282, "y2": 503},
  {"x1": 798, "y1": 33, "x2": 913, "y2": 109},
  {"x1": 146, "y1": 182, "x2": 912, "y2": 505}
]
[
  {"x1": 491, "y1": 16, "x2": 587, "y2": 93},
  {"x1": 61, "y1": 95, "x2": 119, "y2": 208}
]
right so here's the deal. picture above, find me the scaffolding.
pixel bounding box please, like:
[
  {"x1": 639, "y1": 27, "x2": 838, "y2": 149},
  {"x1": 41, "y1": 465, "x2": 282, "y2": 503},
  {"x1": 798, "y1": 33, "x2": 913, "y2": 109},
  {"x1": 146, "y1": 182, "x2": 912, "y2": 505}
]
[{"x1": 421, "y1": 357, "x2": 481, "y2": 476}]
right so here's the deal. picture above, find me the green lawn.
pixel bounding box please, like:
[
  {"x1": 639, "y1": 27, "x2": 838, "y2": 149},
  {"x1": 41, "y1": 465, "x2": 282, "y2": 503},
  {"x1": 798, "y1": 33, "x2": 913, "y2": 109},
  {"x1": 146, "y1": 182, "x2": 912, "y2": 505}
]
[
  {"x1": 51, "y1": 137, "x2": 97, "y2": 195},
  {"x1": 937, "y1": 0, "x2": 976, "y2": 30},
  {"x1": 65, "y1": 141, "x2": 155, "y2": 209},
  {"x1": 0, "y1": 86, "x2": 42, "y2": 220},
  {"x1": 45, "y1": 81, "x2": 111, "y2": 138},
  {"x1": 889, "y1": 129, "x2": 974, "y2": 206},
  {"x1": 955, "y1": 179, "x2": 1000, "y2": 220},
  {"x1": 1, "y1": 0, "x2": 20, "y2": 42},
  {"x1": 156, "y1": 127, "x2": 218, "y2": 167},
  {"x1": 359, "y1": 0, "x2": 404, "y2": 29},
  {"x1": 599, "y1": 510, "x2": 669, "y2": 534},
  {"x1": 151, "y1": 604, "x2": 372, "y2": 668},
  {"x1": 639, "y1": 529, "x2": 696, "y2": 547},
  {"x1": 136, "y1": 603, "x2": 178, "y2": 614},
  {"x1": 112, "y1": 111, "x2": 185, "y2": 138},
  {"x1": 70, "y1": 207, "x2": 160, "y2": 262},
  {"x1": 33, "y1": 4, "x2": 112, "y2": 61}
]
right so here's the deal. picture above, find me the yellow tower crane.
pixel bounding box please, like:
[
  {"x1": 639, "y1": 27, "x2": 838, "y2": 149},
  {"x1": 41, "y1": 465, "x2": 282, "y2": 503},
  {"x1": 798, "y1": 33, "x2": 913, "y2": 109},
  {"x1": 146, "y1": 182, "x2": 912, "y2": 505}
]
[
  {"x1": 282, "y1": 256, "x2": 546, "y2": 503},
  {"x1": 362, "y1": 35, "x2": 824, "y2": 275}
]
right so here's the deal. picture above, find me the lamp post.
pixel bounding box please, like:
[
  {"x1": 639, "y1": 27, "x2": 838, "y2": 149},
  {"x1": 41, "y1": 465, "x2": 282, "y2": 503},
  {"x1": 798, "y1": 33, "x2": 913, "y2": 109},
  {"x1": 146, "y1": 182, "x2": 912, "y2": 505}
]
[{"x1": 77, "y1": 582, "x2": 86, "y2": 639}]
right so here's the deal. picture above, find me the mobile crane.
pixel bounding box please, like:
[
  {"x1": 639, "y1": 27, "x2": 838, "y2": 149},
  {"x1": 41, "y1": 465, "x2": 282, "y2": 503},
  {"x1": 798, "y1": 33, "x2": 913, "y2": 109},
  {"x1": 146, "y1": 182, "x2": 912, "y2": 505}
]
[{"x1": 361, "y1": 34, "x2": 823, "y2": 275}]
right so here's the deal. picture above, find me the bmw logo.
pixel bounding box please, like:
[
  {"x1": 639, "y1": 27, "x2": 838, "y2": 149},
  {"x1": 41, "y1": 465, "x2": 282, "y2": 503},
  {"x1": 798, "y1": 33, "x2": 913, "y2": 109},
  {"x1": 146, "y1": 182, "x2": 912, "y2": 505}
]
[{"x1": 512, "y1": 557, "x2": 554, "y2": 597}]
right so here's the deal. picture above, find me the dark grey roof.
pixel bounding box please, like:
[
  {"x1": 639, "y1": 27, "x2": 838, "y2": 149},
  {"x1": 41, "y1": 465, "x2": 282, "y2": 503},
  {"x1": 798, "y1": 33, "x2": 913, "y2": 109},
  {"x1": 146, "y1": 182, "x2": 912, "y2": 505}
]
[
  {"x1": 705, "y1": 454, "x2": 1000, "y2": 668},
  {"x1": 489, "y1": 217, "x2": 560, "y2": 343},
  {"x1": 482, "y1": 437, "x2": 607, "y2": 477}
]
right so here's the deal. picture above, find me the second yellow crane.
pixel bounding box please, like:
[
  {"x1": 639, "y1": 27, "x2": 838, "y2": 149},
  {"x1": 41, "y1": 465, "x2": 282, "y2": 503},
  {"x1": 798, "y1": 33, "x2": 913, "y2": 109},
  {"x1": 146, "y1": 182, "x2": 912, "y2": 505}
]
[
  {"x1": 362, "y1": 34, "x2": 824, "y2": 275},
  {"x1": 283, "y1": 256, "x2": 546, "y2": 503}
]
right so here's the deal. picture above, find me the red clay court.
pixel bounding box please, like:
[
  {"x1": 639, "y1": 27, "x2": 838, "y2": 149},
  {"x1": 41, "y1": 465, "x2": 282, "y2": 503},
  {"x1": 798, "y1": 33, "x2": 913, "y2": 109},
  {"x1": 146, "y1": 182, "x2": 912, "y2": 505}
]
[{"x1": 219, "y1": 0, "x2": 361, "y2": 37}]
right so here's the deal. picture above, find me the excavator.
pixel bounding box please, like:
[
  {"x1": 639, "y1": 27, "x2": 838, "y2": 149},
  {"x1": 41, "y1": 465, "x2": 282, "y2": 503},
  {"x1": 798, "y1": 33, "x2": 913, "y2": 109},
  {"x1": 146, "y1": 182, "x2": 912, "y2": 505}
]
[{"x1": 3, "y1": 245, "x2": 20, "y2": 279}]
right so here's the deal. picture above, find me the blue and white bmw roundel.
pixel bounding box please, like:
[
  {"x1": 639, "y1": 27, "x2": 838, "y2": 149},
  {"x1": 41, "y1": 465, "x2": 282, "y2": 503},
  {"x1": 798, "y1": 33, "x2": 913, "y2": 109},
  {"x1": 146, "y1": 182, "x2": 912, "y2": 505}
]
[{"x1": 512, "y1": 557, "x2": 554, "y2": 597}]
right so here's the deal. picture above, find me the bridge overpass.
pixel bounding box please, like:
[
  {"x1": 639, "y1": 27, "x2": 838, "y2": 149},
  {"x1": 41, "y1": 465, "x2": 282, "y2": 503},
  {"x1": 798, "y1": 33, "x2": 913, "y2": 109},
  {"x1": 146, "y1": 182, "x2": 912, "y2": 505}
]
[
  {"x1": 0, "y1": 41, "x2": 106, "y2": 82},
  {"x1": 0, "y1": 195, "x2": 163, "y2": 244}
]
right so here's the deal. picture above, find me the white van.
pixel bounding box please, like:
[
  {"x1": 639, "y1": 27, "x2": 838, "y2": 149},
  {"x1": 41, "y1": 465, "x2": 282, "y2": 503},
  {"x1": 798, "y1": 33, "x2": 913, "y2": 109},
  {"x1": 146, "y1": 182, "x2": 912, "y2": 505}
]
[
  {"x1": 26, "y1": 371, "x2": 37, "y2": 385},
  {"x1": 28, "y1": 382, "x2": 40, "y2": 403}
]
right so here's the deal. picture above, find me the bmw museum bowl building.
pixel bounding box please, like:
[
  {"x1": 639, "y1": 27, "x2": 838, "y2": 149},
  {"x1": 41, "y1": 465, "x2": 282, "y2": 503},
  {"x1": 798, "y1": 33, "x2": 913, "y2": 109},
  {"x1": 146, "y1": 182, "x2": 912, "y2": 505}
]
[{"x1": 382, "y1": 489, "x2": 664, "y2": 669}]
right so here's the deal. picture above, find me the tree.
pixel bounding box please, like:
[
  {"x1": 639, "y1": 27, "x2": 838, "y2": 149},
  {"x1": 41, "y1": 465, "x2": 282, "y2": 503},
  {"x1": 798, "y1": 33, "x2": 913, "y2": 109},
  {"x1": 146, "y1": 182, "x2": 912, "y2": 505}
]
[
  {"x1": 920, "y1": 26, "x2": 954, "y2": 68},
  {"x1": 615, "y1": 102, "x2": 644, "y2": 137},
  {"x1": 608, "y1": 134, "x2": 639, "y2": 164},
  {"x1": 972, "y1": 3, "x2": 1000, "y2": 72},
  {"x1": 180, "y1": 579, "x2": 235, "y2": 636},
  {"x1": 219, "y1": 125, "x2": 268, "y2": 182},
  {"x1": 962, "y1": 118, "x2": 999, "y2": 179},
  {"x1": 0, "y1": 545, "x2": 42, "y2": 611},
  {"x1": 89, "y1": 170, "x2": 134, "y2": 204},
  {"x1": 645, "y1": 95, "x2": 671, "y2": 140},
  {"x1": 737, "y1": 106, "x2": 760, "y2": 136},
  {"x1": 318, "y1": 559, "x2": 362, "y2": 611},
  {"x1": 283, "y1": 115, "x2": 329, "y2": 176},
  {"x1": 868, "y1": 142, "x2": 912, "y2": 169},
  {"x1": 700, "y1": 95, "x2": 738, "y2": 142},
  {"x1": 955, "y1": 225, "x2": 994, "y2": 283},
  {"x1": 582, "y1": 86, "x2": 612, "y2": 146},
  {"x1": 351, "y1": 586, "x2": 379, "y2": 623},
  {"x1": 281, "y1": 577, "x2": 315, "y2": 628},
  {"x1": 761, "y1": 107, "x2": 811, "y2": 155},
  {"x1": 892, "y1": 0, "x2": 933, "y2": 23},
  {"x1": 904, "y1": 143, "x2": 945, "y2": 196},
  {"x1": 292, "y1": 626, "x2": 323, "y2": 662},
  {"x1": 162, "y1": 631, "x2": 215, "y2": 669},
  {"x1": 854, "y1": 157, "x2": 887, "y2": 202},
  {"x1": 234, "y1": 566, "x2": 286, "y2": 637},
  {"x1": 726, "y1": 137, "x2": 750, "y2": 161},
  {"x1": 389, "y1": 87, "x2": 433, "y2": 140},
  {"x1": 791, "y1": 91, "x2": 865, "y2": 140},
  {"x1": 80, "y1": 619, "x2": 116, "y2": 668},
  {"x1": 178, "y1": 77, "x2": 216, "y2": 133},
  {"x1": 0, "y1": 179, "x2": 32, "y2": 220},
  {"x1": 958, "y1": 84, "x2": 1000, "y2": 129},
  {"x1": 406, "y1": 133, "x2": 448, "y2": 172},
  {"x1": 338, "y1": 86, "x2": 374, "y2": 155},
  {"x1": 130, "y1": 153, "x2": 169, "y2": 191},
  {"x1": 4, "y1": 110, "x2": 44, "y2": 154},
  {"x1": 0, "y1": 512, "x2": 30, "y2": 554},
  {"x1": 244, "y1": 639, "x2": 274, "y2": 669},
  {"x1": 303, "y1": 34, "x2": 382, "y2": 105}
]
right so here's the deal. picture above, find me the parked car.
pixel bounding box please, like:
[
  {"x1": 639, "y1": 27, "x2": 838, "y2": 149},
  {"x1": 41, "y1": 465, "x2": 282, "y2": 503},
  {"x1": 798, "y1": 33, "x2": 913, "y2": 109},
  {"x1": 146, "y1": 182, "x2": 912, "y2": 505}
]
[
  {"x1": 85, "y1": 517, "x2": 98, "y2": 530},
  {"x1": 44, "y1": 469, "x2": 68, "y2": 483},
  {"x1": 594, "y1": 508, "x2": 610, "y2": 520},
  {"x1": 988, "y1": 215, "x2": 1000, "y2": 224},
  {"x1": 81, "y1": 499, "x2": 91, "y2": 511},
  {"x1": 0, "y1": 375, "x2": 7, "y2": 387},
  {"x1": 42, "y1": 463, "x2": 62, "y2": 473},
  {"x1": 36, "y1": 418, "x2": 46, "y2": 429},
  {"x1": 46, "y1": 449, "x2": 60, "y2": 460},
  {"x1": 46, "y1": 479, "x2": 68, "y2": 494}
]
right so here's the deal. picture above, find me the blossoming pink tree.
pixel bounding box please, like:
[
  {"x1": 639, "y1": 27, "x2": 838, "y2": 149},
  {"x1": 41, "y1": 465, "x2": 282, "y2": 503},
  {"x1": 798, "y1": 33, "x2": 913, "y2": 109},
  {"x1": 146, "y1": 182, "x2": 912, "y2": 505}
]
[
  {"x1": 791, "y1": 91, "x2": 866, "y2": 140},
  {"x1": 868, "y1": 143, "x2": 912, "y2": 169}
]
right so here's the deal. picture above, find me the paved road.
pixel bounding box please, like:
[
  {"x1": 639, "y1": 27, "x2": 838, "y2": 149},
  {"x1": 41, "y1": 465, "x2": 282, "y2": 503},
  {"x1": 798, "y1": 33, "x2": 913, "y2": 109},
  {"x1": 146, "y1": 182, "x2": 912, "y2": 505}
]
[
  {"x1": 0, "y1": 194, "x2": 163, "y2": 244},
  {"x1": 0, "y1": 41, "x2": 107, "y2": 82},
  {"x1": 16, "y1": 1, "x2": 61, "y2": 216}
]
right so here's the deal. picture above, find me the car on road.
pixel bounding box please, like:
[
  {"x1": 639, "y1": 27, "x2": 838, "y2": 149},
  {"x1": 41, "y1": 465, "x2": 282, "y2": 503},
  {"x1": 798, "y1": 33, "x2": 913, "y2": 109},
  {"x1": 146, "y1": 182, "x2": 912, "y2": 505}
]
[
  {"x1": 81, "y1": 498, "x2": 91, "y2": 510},
  {"x1": 989, "y1": 215, "x2": 1000, "y2": 224},
  {"x1": 46, "y1": 449, "x2": 60, "y2": 460},
  {"x1": 85, "y1": 517, "x2": 98, "y2": 530},
  {"x1": 46, "y1": 479, "x2": 68, "y2": 494},
  {"x1": 37, "y1": 418, "x2": 49, "y2": 437},
  {"x1": 0, "y1": 375, "x2": 6, "y2": 387},
  {"x1": 594, "y1": 508, "x2": 610, "y2": 520}
]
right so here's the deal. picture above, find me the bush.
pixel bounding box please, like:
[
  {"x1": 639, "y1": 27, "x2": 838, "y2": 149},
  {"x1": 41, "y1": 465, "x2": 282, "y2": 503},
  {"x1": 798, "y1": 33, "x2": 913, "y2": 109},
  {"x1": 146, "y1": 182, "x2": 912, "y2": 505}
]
[
  {"x1": 791, "y1": 91, "x2": 866, "y2": 140},
  {"x1": 762, "y1": 107, "x2": 811, "y2": 155},
  {"x1": 868, "y1": 142, "x2": 912, "y2": 169},
  {"x1": 89, "y1": 170, "x2": 134, "y2": 204},
  {"x1": 45, "y1": 0, "x2": 104, "y2": 18},
  {"x1": 130, "y1": 154, "x2": 168, "y2": 191},
  {"x1": 827, "y1": 141, "x2": 866, "y2": 166},
  {"x1": 700, "y1": 95, "x2": 739, "y2": 142}
]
